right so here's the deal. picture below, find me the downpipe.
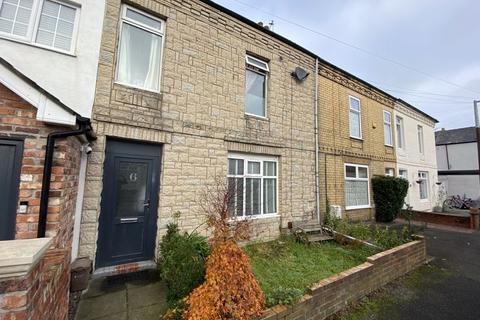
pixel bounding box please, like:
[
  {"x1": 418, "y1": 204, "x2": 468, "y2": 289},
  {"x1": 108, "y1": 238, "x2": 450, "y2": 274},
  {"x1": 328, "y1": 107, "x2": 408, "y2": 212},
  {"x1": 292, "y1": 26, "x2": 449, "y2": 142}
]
[
  {"x1": 314, "y1": 58, "x2": 321, "y2": 224},
  {"x1": 37, "y1": 117, "x2": 96, "y2": 238}
]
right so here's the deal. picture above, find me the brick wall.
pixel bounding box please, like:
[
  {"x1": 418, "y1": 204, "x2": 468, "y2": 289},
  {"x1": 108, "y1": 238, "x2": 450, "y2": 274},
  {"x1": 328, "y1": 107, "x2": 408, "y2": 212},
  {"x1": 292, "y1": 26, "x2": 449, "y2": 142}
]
[
  {"x1": 80, "y1": 0, "x2": 319, "y2": 262},
  {"x1": 317, "y1": 66, "x2": 397, "y2": 220},
  {"x1": 0, "y1": 83, "x2": 83, "y2": 319},
  {"x1": 262, "y1": 238, "x2": 427, "y2": 320},
  {"x1": 0, "y1": 83, "x2": 82, "y2": 243},
  {"x1": 0, "y1": 248, "x2": 70, "y2": 320}
]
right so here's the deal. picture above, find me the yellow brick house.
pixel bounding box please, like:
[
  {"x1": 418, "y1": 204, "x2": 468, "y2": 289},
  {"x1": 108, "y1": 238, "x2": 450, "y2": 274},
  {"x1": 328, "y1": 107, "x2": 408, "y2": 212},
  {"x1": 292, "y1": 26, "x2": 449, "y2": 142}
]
[{"x1": 318, "y1": 64, "x2": 397, "y2": 220}]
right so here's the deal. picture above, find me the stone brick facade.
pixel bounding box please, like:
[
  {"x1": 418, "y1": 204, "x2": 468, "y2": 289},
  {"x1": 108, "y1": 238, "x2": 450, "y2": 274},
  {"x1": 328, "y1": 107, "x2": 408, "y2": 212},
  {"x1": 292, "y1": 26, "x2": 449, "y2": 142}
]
[
  {"x1": 318, "y1": 65, "x2": 397, "y2": 220},
  {"x1": 0, "y1": 83, "x2": 83, "y2": 319},
  {"x1": 262, "y1": 237, "x2": 427, "y2": 320},
  {"x1": 79, "y1": 0, "x2": 319, "y2": 265}
]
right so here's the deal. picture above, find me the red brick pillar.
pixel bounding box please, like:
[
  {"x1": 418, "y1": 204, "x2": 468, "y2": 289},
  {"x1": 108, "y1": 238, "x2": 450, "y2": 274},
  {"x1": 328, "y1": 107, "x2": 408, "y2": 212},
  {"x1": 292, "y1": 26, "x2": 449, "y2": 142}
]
[{"x1": 470, "y1": 208, "x2": 479, "y2": 230}]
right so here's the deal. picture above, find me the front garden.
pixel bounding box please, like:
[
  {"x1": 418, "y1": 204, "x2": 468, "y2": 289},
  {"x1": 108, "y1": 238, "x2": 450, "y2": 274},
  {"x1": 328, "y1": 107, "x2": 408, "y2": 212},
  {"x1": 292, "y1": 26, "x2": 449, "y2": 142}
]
[{"x1": 156, "y1": 176, "x2": 422, "y2": 320}]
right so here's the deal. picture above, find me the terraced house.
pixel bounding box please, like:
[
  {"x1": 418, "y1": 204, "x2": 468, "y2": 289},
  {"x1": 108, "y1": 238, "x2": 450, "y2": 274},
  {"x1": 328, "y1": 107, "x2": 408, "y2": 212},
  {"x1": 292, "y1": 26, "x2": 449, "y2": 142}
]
[{"x1": 79, "y1": 0, "x2": 320, "y2": 273}]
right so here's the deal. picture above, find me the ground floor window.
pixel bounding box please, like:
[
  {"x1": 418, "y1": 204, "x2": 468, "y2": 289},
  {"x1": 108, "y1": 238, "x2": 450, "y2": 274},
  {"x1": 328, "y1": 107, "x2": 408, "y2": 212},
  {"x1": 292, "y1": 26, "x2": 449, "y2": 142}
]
[
  {"x1": 385, "y1": 168, "x2": 395, "y2": 177},
  {"x1": 227, "y1": 153, "x2": 278, "y2": 217},
  {"x1": 418, "y1": 171, "x2": 429, "y2": 200},
  {"x1": 344, "y1": 164, "x2": 370, "y2": 209}
]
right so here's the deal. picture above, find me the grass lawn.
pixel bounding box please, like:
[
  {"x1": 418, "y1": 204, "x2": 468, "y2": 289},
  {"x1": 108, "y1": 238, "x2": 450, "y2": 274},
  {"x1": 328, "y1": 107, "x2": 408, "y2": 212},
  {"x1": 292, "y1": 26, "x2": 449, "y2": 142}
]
[{"x1": 244, "y1": 237, "x2": 378, "y2": 306}]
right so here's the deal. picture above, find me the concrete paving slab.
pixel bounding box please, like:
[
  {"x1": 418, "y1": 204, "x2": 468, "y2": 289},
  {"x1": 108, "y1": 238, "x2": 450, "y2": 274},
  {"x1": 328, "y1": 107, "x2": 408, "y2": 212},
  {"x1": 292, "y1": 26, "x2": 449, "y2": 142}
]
[
  {"x1": 128, "y1": 303, "x2": 167, "y2": 320},
  {"x1": 127, "y1": 281, "x2": 168, "y2": 309},
  {"x1": 75, "y1": 290, "x2": 127, "y2": 320}
]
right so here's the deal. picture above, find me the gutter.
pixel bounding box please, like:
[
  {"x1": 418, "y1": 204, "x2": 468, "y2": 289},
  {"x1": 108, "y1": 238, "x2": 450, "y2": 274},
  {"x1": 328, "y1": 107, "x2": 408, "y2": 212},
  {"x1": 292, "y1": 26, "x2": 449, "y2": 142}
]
[
  {"x1": 314, "y1": 59, "x2": 320, "y2": 224},
  {"x1": 37, "y1": 117, "x2": 96, "y2": 238}
]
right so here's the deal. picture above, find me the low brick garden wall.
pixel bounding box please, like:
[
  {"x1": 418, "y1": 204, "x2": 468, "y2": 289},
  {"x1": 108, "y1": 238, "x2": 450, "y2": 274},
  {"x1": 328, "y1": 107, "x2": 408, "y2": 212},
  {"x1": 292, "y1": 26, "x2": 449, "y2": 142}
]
[
  {"x1": 0, "y1": 247, "x2": 70, "y2": 320},
  {"x1": 261, "y1": 237, "x2": 427, "y2": 320},
  {"x1": 400, "y1": 210, "x2": 471, "y2": 229}
]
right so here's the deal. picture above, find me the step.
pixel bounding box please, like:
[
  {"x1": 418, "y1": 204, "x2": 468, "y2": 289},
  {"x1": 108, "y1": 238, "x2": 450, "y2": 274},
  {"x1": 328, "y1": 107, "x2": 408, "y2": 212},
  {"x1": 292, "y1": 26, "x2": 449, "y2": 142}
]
[
  {"x1": 307, "y1": 234, "x2": 334, "y2": 243},
  {"x1": 298, "y1": 226, "x2": 323, "y2": 233}
]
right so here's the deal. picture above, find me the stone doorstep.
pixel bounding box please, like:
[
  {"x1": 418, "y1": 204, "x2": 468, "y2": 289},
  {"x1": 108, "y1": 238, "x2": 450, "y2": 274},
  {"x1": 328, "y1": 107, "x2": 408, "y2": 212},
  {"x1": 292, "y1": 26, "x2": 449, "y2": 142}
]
[
  {"x1": 92, "y1": 261, "x2": 157, "y2": 279},
  {"x1": 0, "y1": 238, "x2": 53, "y2": 279}
]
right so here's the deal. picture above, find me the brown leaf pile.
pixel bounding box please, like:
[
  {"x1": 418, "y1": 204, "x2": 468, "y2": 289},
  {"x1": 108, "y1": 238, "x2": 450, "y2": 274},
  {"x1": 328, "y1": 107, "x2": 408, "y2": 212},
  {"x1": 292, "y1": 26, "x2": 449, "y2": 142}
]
[{"x1": 183, "y1": 240, "x2": 265, "y2": 320}]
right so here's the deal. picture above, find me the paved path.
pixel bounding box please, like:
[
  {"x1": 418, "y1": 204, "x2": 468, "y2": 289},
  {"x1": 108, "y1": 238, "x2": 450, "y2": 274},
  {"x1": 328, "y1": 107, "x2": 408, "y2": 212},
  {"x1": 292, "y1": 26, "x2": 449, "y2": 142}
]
[
  {"x1": 75, "y1": 270, "x2": 167, "y2": 320},
  {"x1": 375, "y1": 226, "x2": 480, "y2": 320}
]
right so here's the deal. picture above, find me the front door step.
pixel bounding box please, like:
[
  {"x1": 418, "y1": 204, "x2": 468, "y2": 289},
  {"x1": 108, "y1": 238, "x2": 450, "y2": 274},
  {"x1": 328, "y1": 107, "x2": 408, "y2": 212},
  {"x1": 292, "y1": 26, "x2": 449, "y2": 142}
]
[{"x1": 93, "y1": 260, "x2": 156, "y2": 278}]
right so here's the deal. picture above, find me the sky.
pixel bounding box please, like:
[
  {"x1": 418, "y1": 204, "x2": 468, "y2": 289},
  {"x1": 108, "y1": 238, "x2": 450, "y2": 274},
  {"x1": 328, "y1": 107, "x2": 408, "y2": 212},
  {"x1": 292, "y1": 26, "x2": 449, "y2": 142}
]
[{"x1": 212, "y1": 0, "x2": 480, "y2": 129}]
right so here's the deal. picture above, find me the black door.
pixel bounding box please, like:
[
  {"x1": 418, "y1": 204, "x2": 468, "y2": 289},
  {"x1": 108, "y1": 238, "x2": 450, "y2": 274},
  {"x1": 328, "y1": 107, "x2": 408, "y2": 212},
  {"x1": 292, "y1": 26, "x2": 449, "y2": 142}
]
[
  {"x1": 0, "y1": 139, "x2": 23, "y2": 240},
  {"x1": 96, "y1": 139, "x2": 161, "y2": 268}
]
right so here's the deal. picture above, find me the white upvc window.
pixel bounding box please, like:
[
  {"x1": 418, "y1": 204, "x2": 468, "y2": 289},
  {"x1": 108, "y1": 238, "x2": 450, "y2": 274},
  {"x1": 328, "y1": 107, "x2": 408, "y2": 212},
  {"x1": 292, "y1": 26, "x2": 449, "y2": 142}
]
[
  {"x1": 344, "y1": 164, "x2": 370, "y2": 210},
  {"x1": 417, "y1": 125, "x2": 424, "y2": 154},
  {"x1": 245, "y1": 55, "x2": 269, "y2": 118},
  {"x1": 383, "y1": 111, "x2": 392, "y2": 146},
  {"x1": 399, "y1": 169, "x2": 408, "y2": 180},
  {"x1": 227, "y1": 153, "x2": 278, "y2": 218},
  {"x1": 0, "y1": 0, "x2": 79, "y2": 53},
  {"x1": 396, "y1": 116, "x2": 405, "y2": 149},
  {"x1": 115, "y1": 5, "x2": 165, "y2": 92},
  {"x1": 349, "y1": 96, "x2": 362, "y2": 139},
  {"x1": 385, "y1": 168, "x2": 395, "y2": 177},
  {"x1": 418, "y1": 171, "x2": 429, "y2": 200}
]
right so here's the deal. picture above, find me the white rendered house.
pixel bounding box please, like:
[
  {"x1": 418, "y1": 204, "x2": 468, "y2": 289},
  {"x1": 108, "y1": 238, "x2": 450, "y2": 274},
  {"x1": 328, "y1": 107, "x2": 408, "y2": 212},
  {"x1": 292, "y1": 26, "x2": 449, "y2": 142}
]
[
  {"x1": 436, "y1": 127, "x2": 480, "y2": 201},
  {"x1": 394, "y1": 100, "x2": 439, "y2": 211}
]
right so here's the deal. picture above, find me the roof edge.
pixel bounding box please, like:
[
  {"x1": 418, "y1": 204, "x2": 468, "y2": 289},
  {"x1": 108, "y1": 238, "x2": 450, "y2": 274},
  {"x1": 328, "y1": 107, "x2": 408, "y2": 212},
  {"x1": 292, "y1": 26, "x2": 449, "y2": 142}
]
[
  {"x1": 396, "y1": 99, "x2": 439, "y2": 123},
  {"x1": 0, "y1": 57, "x2": 80, "y2": 118}
]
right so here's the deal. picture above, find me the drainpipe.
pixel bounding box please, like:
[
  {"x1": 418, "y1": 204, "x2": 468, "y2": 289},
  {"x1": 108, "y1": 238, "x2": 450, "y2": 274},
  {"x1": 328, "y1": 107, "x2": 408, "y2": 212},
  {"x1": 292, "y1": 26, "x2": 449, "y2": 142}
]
[
  {"x1": 37, "y1": 117, "x2": 96, "y2": 238},
  {"x1": 314, "y1": 58, "x2": 321, "y2": 224}
]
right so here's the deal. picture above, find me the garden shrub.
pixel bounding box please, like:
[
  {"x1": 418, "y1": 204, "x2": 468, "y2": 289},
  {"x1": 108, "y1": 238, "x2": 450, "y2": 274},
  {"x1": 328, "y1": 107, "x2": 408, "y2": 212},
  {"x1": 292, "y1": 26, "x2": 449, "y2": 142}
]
[
  {"x1": 183, "y1": 240, "x2": 265, "y2": 320},
  {"x1": 372, "y1": 176, "x2": 409, "y2": 222},
  {"x1": 182, "y1": 177, "x2": 265, "y2": 320},
  {"x1": 158, "y1": 223, "x2": 210, "y2": 303},
  {"x1": 266, "y1": 287, "x2": 303, "y2": 307}
]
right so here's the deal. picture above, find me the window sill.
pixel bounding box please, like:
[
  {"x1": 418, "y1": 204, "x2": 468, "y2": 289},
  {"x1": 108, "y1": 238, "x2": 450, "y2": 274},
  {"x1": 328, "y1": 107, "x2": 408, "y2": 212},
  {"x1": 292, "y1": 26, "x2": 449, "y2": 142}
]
[
  {"x1": 245, "y1": 113, "x2": 269, "y2": 121},
  {"x1": 385, "y1": 144, "x2": 394, "y2": 148},
  {"x1": 345, "y1": 206, "x2": 371, "y2": 211},
  {"x1": 350, "y1": 136, "x2": 363, "y2": 141},
  {"x1": 0, "y1": 35, "x2": 76, "y2": 57},
  {"x1": 229, "y1": 213, "x2": 280, "y2": 221},
  {"x1": 113, "y1": 82, "x2": 163, "y2": 97}
]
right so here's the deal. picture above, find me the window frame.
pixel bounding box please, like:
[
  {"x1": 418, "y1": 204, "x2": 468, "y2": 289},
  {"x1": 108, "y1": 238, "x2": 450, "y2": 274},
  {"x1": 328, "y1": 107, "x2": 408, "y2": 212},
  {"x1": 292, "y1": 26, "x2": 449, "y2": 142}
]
[
  {"x1": 417, "y1": 125, "x2": 424, "y2": 154},
  {"x1": 0, "y1": 0, "x2": 80, "y2": 55},
  {"x1": 383, "y1": 110, "x2": 393, "y2": 146},
  {"x1": 114, "y1": 4, "x2": 166, "y2": 93},
  {"x1": 245, "y1": 54, "x2": 268, "y2": 119},
  {"x1": 396, "y1": 116, "x2": 405, "y2": 149},
  {"x1": 348, "y1": 96, "x2": 362, "y2": 139},
  {"x1": 385, "y1": 168, "x2": 395, "y2": 177},
  {"x1": 344, "y1": 163, "x2": 370, "y2": 210},
  {"x1": 418, "y1": 171, "x2": 429, "y2": 200},
  {"x1": 227, "y1": 153, "x2": 279, "y2": 219}
]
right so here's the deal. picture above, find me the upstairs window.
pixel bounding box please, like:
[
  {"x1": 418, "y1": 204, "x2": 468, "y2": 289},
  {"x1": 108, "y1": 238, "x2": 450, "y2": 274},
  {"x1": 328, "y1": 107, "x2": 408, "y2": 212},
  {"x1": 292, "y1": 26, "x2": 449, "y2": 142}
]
[
  {"x1": 396, "y1": 116, "x2": 405, "y2": 149},
  {"x1": 383, "y1": 111, "x2": 392, "y2": 146},
  {"x1": 0, "y1": 0, "x2": 78, "y2": 53},
  {"x1": 349, "y1": 96, "x2": 362, "y2": 139},
  {"x1": 417, "y1": 125, "x2": 424, "y2": 154},
  {"x1": 227, "y1": 154, "x2": 278, "y2": 218},
  {"x1": 35, "y1": 0, "x2": 76, "y2": 51},
  {"x1": 116, "y1": 5, "x2": 164, "y2": 92},
  {"x1": 0, "y1": 0, "x2": 34, "y2": 37},
  {"x1": 245, "y1": 55, "x2": 268, "y2": 117}
]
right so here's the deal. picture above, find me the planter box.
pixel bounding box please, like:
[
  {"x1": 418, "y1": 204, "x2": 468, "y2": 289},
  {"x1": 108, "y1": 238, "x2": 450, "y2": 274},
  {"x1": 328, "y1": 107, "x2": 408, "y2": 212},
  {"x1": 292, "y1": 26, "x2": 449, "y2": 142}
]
[{"x1": 261, "y1": 237, "x2": 427, "y2": 320}]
